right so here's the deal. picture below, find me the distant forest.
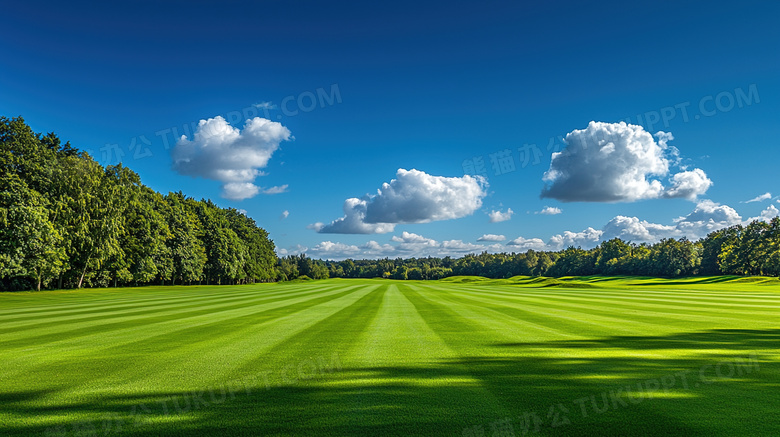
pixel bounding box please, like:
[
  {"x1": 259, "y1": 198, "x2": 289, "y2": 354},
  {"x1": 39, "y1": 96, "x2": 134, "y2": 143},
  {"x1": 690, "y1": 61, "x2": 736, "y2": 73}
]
[
  {"x1": 302, "y1": 221, "x2": 780, "y2": 280},
  {"x1": 2, "y1": 117, "x2": 779, "y2": 291}
]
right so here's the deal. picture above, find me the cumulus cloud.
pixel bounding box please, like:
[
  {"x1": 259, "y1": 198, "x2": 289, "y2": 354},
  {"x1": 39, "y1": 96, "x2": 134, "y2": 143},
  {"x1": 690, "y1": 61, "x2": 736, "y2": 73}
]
[
  {"x1": 307, "y1": 222, "x2": 325, "y2": 231},
  {"x1": 541, "y1": 121, "x2": 711, "y2": 202},
  {"x1": 318, "y1": 169, "x2": 487, "y2": 234},
  {"x1": 222, "y1": 182, "x2": 260, "y2": 200},
  {"x1": 547, "y1": 228, "x2": 604, "y2": 250},
  {"x1": 602, "y1": 216, "x2": 678, "y2": 242},
  {"x1": 391, "y1": 231, "x2": 439, "y2": 251},
  {"x1": 304, "y1": 231, "x2": 506, "y2": 260},
  {"x1": 477, "y1": 234, "x2": 506, "y2": 242},
  {"x1": 172, "y1": 116, "x2": 291, "y2": 200},
  {"x1": 662, "y1": 169, "x2": 713, "y2": 200},
  {"x1": 311, "y1": 241, "x2": 361, "y2": 257},
  {"x1": 743, "y1": 192, "x2": 772, "y2": 203},
  {"x1": 506, "y1": 237, "x2": 547, "y2": 250},
  {"x1": 748, "y1": 205, "x2": 779, "y2": 223},
  {"x1": 537, "y1": 206, "x2": 562, "y2": 215},
  {"x1": 674, "y1": 200, "x2": 743, "y2": 239},
  {"x1": 315, "y1": 198, "x2": 397, "y2": 234},
  {"x1": 488, "y1": 208, "x2": 514, "y2": 223}
]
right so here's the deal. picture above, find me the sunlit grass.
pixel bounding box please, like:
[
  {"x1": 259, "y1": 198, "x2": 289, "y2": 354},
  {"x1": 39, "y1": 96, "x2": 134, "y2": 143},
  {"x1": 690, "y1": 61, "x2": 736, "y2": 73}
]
[{"x1": 1, "y1": 278, "x2": 778, "y2": 436}]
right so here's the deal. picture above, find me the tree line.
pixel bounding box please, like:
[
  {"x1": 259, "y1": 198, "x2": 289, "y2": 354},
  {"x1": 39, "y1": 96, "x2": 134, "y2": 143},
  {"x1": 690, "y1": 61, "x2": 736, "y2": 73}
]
[
  {"x1": 319, "y1": 220, "x2": 780, "y2": 280},
  {"x1": 1, "y1": 117, "x2": 278, "y2": 291}
]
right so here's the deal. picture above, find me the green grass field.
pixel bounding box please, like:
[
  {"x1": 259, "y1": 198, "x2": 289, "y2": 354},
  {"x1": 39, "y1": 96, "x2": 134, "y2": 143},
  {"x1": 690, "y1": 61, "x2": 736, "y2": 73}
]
[{"x1": 1, "y1": 277, "x2": 778, "y2": 436}]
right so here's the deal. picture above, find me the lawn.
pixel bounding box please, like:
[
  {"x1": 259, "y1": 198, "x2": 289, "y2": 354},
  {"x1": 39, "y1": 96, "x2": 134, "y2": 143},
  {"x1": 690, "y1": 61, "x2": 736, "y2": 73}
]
[{"x1": 0, "y1": 277, "x2": 778, "y2": 436}]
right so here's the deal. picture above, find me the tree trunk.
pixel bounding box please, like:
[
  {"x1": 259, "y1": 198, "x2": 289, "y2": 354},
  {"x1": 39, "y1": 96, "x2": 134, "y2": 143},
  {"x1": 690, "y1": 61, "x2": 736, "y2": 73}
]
[
  {"x1": 78, "y1": 252, "x2": 93, "y2": 289},
  {"x1": 78, "y1": 266, "x2": 88, "y2": 289}
]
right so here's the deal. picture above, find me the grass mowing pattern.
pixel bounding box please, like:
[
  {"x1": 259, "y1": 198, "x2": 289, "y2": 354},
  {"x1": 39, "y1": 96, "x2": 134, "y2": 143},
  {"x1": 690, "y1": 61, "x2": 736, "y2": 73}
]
[{"x1": 1, "y1": 278, "x2": 778, "y2": 436}]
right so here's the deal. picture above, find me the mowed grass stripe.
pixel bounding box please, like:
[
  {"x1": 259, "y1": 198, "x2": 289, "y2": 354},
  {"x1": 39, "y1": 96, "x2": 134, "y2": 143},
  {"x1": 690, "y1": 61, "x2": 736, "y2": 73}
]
[
  {"x1": 77, "y1": 284, "x2": 383, "y2": 393},
  {"x1": 405, "y1": 282, "x2": 579, "y2": 342},
  {"x1": 192, "y1": 284, "x2": 391, "y2": 436},
  {"x1": 447, "y1": 283, "x2": 777, "y2": 328},
  {"x1": 429, "y1": 284, "x2": 671, "y2": 338},
  {"x1": 335, "y1": 284, "x2": 508, "y2": 435},
  {"x1": 0, "y1": 281, "x2": 343, "y2": 321},
  {"x1": 0, "y1": 283, "x2": 364, "y2": 350},
  {"x1": 0, "y1": 285, "x2": 370, "y2": 382},
  {"x1": 445, "y1": 285, "x2": 774, "y2": 329},
  {"x1": 499, "y1": 289, "x2": 780, "y2": 326},
  {"x1": 452, "y1": 282, "x2": 780, "y2": 311},
  {"x1": 0, "y1": 282, "x2": 358, "y2": 339}
]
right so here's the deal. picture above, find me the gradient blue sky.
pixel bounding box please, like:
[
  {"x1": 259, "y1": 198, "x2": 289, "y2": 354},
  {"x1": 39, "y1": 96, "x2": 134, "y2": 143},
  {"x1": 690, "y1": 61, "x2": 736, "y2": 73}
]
[{"x1": 2, "y1": 0, "x2": 779, "y2": 259}]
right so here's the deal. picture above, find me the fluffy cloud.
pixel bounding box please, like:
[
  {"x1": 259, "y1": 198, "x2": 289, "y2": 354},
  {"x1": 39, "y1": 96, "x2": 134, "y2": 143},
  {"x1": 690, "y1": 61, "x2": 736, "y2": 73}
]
[
  {"x1": 602, "y1": 216, "x2": 678, "y2": 242},
  {"x1": 506, "y1": 237, "x2": 547, "y2": 250},
  {"x1": 289, "y1": 231, "x2": 509, "y2": 260},
  {"x1": 317, "y1": 169, "x2": 487, "y2": 234},
  {"x1": 172, "y1": 116, "x2": 291, "y2": 200},
  {"x1": 547, "y1": 228, "x2": 604, "y2": 250},
  {"x1": 537, "y1": 206, "x2": 562, "y2": 215},
  {"x1": 744, "y1": 192, "x2": 772, "y2": 203},
  {"x1": 311, "y1": 241, "x2": 361, "y2": 257},
  {"x1": 541, "y1": 122, "x2": 711, "y2": 202},
  {"x1": 674, "y1": 200, "x2": 743, "y2": 239},
  {"x1": 748, "y1": 205, "x2": 779, "y2": 223},
  {"x1": 662, "y1": 169, "x2": 713, "y2": 200},
  {"x1": 477, "y1": 234, "x2": 506, "y2": 242},
  {"x1": 488, "y1": 208, "x2": 514, "y2": 223}
]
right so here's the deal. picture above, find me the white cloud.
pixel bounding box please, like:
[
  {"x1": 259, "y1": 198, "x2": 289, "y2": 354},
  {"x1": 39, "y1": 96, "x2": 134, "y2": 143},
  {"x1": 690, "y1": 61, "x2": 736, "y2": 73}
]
[
  {"x1": 662, "y1": 169, "x2": 713, "y2": 200},
  {"x1": 305, "y1": 231, "x2": 506, "y2": 260},
  {"x1": 488, "y1": 208, "x2": 514, "y2": 223},
  {"x1": 318, "y1": 169, "x2": 487, "y2": 234},
  {"x1": 537, "y1": 206, "x2": 562, "y2": 215},
  {"x1": 222, "y1": 182, "x2": 260, "y2": 200},
  {"x1": 506, "y1": 237, "x2": 547, "y2": 250},
  {"x1": 307, "y1": 222, "x2": 325, "y2": 231},
  {"x1": 315, "y1": 198, "x2": 396, "y2": 234},
  {"x1": 263, "y1": 185, "x2": 289, "y2": 195},
  {"x1": 541, "y1": 121, "x2": 711, "y2": 202},
  {"x1": 172, "y1": 116, "x2": 291, "y2": 200},
  {"x1": 602, "y1": 216, "x2": 678, "y2": 242},
  {"x1": 276, "y1": 244, "x2": 308, "y2": 257},
  {"x1": 748, "y1": 205, "x2": 779, "y2": 223},
  {"x1": 280, "y1": 210, "x2": 290, "y2": 220},
  {"x1": 477, "y1": 234, "x2": 506, "y2": 242},
  {"x1": 674, "y1": 200, "x2": 743, "y2": 239},
  {"x1": 391, "y1": 231, "x2": 439, "y2": 252},
  {"x1": 310, "y1": 241, "x2": 361, "y2": 257},
  {"x1": 547, "y1": 227, "x2": 604, "y2": 250},
  {"x1": 743, "y1": 192, "x2": 772, "y2": 203}
]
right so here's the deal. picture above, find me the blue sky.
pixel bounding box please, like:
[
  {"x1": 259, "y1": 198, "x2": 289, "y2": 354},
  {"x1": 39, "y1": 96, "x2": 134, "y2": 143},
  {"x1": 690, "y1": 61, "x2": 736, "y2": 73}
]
[{"x1": 2, "y1": 0, "x2": 779, "y2": 259}]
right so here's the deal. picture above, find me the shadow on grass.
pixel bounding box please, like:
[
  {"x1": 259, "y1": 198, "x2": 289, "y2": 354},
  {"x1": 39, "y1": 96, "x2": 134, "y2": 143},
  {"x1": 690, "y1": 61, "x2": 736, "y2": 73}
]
[{"x1": 2, "y1": 329, "x2": 778, "y2": 436}]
